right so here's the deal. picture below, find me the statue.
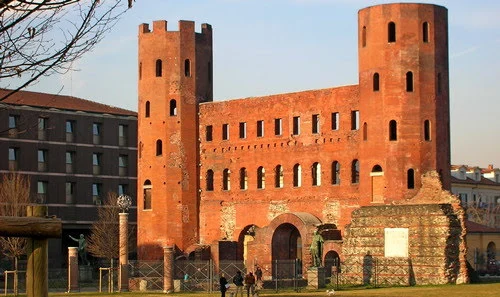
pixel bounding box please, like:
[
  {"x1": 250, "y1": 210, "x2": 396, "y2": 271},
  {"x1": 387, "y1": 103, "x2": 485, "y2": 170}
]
[
  {"x1": 310, "y1": 230, "x2": 324, "y2": 267},
  {"x1": 69, "y1": 234, "x2": 89, "y2": 265}
]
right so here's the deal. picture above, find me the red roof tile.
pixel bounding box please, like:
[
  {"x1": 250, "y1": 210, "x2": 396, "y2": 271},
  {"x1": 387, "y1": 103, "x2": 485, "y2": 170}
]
[
  {"x1": 0, "y1": 89, "x2": 136, "y2": 117},
  {"x1": 466, "y1": 220, "x2": 500, "y2": 233}
]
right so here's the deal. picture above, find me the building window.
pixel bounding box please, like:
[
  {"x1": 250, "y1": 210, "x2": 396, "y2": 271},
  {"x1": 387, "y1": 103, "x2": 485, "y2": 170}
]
[
  {"x1": 389, "y1": 120, "x2": 397, "y2": 141},
  {"x1": 293, "y1": 164, "x2": 302, "y2": 187},
  {"x1": 424, "y1": 120, "x2": 431, "y2": 141},
  {"x1": 351, "y1": 110, "x2": 359, "y2": 130},
  {"x1": 406, "y1": 71, "x2": 414, "y2": 92},
  {"x1": 143, "y1": 180, "x2": 152, "y2": 210},
  {"x1": 38, "y1": 149, "x2": 48, "y2": 172},
  {"x1": 170, "y1": 99, "x2": 177, "y2": 116},
  {"x1": 222, "y1": 124, "x2": 229, "y2": 140},
  {"x1": 312, "y1": 162, "x2": 321, "y2": 186},
  {"x1": 275, "y1": 165, "x2": 284, "y2": 188},
  {"x1": 351, "y1": 159, "x2": 359, "y2": 184},
  {"x1": 274, "y1": 118, "x2": 282, "y2": 136},
  {"x1": 363, "y1": 122, "x2": 368, "y2": 141},
  {"x1": 257, "y1": 167, "x2": 265, "y2": 189},
  {"x1": 66, "y1": 151, "x2": 75, "y2": 173},
  {"x1": 388, "y1": 22, "x2": 396, "y2": 42},
  {"x1": 92, "y1": 153, "x2": 102, "y2": 175},
  {"x1": 156, "y1": 59, "x2": 162, "y2": 77},
  {"x1": 223, "y1": 169, "x2": 231, "y2": 191},
  {"x1": 8, "y1": 115, "x2": 19, "y2": 138},
  {"x1": 206, "y1": 125, "x2": 213, "y2": 141},
  {"x1": 362, "y1": 26, "x2": 367, "y2": 47},
  {"x1": 332, "y1": 112, "x2": 339, "y2": 130},
  {"x1": 407, "y1": 169, "x2": 415, "y2": 189},
  {"x1": 145, "y1": 101, "x2": 151, "y2": 118},
  {"x1": 38, "y1": 117, "x2": 47, "y2": 140},
  {"x1": 65, "y1": 120, "x2": 75, "y2": 142},
  {"x1": 119, "y1": 124, "x2": 128, "y2": 146},
  {"x1": 332, "y1": 161, "x2": 340, "y2": 185},
  {"x1": 312, "y1": 114, "x2": 320, "y2": 134},
  {"x1": 92, "y1": 183, "x2": 102, "y2": 205},
  {"x1": 239, "y1": 122, "x2": 247, "y2": 139},
  {"x1": 93, "y1": 123, "x2": 102, "y2": 145},
  {"x1": 8, "y1": 147, "x2": 19, "y2": 171},
  {"x1": 373, "y1": 73, "x2": 380, "y2": 91},
  {"x1": 37, "y1": 181, "x2": 48, "y2": 203},
  {"x1": 423, "y1": 22, "x2": 429, "y2": 43},
  {"x1": 206, "y1": 170, "x2": 214, "y2": 191},
  {"x1": 118, "y1": 184, "x2": 128, "y2": 196},
  {"x1": 184, "y1": 59, "x2": 191, "y2": 77},
  {"x1": 257, "y1": 120, "x2": 264, "y2": 137},
  {"x1": 119, "y1": 155, "x2": 128, "y2": 176},
  {"x1": 156, "y1": 140, "x2": 162, "y2": 156},
  {"x1": 65, "y1": 182, "x2": 75, "y2": 204},
  {"x1": 293, "y1": 116, "x2": 300, "y2": 135},
  {"x1": 239, "y1": 168, "x2": 248, "y2": 190}
]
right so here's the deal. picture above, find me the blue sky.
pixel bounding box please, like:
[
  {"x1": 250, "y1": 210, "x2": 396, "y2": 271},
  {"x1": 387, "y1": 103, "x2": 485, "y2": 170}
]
[{"x1": 16, "y1": 0, "x2": 500, "y2": 168}]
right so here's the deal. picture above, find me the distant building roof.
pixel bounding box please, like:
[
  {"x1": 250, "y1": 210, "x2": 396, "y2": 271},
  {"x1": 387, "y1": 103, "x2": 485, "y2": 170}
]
[
  {"x1": 0, "y1": 89, "x2": 137, "y2": 117},
  {"x1": 450, "y1": 175, "x2": 499, "y2": 186},
  {"x1": 466, "y1": 220, "x2": 500, "y2": 233}
]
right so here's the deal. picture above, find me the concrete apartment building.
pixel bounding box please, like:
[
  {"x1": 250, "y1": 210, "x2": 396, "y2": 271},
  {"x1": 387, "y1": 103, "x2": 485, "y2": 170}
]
[{"x1": 0, "y1": 89, "x2": 137, "y2": 267}]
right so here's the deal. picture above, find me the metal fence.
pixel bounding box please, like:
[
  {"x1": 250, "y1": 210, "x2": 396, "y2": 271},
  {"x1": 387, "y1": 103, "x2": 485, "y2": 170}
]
[{"x1": 0, "y1": 257, "x2": 431, "y2": 294}]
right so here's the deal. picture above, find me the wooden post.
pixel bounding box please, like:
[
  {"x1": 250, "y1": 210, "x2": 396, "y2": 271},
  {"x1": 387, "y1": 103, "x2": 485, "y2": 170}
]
[
  {"x1": 26, "y1": 205, "x2": 48, "y2": 297},
  {"x1": 118, "y1": 212, "x2": 129, "y2": 292}
]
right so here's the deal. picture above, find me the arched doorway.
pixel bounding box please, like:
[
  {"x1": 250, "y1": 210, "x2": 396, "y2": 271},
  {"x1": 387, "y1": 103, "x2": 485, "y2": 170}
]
[
  {"x1": 324, "y1": 250, "x2": 340, "y2": 278},
  {"x1": 272, "y1": 223, "x2": 302, "y2": 278},
  {"x1": 487, "y1": 241, "x2": 496, "y2": 260},
  {"x1": 371, "y1": 164, "x2": 384, "y2": 203},
  {"x1": 237, "y1": 225, "x2": 257, "y2": 264}
]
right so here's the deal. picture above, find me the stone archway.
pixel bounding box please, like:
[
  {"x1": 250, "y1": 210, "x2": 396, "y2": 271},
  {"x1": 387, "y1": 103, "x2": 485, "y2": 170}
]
[
  {"x1": 324, "y1": 250, "x2": 340, "y2": 278},
  {"x1": 272, "y1": 223, "x2": 301, "y2": 261}
]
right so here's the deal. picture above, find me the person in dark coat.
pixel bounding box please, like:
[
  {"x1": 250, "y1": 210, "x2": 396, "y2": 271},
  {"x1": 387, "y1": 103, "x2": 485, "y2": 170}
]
[
  {"x1": 220, "y1": 273, "x2": 228, "y2": 297},
  {"x1": 233, "y1": 270, "x2": 244, "y2": 297}
]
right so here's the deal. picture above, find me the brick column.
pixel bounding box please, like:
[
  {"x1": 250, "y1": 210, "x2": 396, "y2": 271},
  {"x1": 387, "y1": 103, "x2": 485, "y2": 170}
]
[
  {"x1": 67, "y1": 247, "x2": 79, "y2": 292},
  {"x1": 163, "y1": 246, "x2": 174, "y2": 293},
  {"x1": 119, "y1": 213, "x2": 129, "y2": 292}
]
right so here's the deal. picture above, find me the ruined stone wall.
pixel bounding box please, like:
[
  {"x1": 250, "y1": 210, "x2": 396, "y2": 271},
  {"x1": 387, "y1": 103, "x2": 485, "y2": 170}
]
[{"x1": 342, "y1": 203, "x2": 467, "y2": 285}]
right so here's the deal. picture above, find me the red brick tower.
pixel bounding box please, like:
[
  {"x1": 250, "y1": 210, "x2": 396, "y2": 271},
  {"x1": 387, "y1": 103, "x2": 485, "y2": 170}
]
[
  {"x1": 137, "y1": 20, "x2": 213, "y2": 259},
  {"x1": 357, "y1": 4, "x2": 450, "y2": 204}
]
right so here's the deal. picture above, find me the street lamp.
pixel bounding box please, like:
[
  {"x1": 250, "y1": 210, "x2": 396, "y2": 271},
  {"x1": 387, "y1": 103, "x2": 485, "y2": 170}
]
[{"x1": 117, "y1": 194, "x2": 132, "y2": 291}]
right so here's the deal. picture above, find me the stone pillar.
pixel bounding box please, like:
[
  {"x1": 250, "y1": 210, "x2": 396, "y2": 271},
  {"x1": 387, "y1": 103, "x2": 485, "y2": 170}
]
[
  {"x1": 118, "y1": 212, "x2": 129, "y2": 292},
  {"x1": 68, "y1": 247, "x2": 79, "y2": 292},
  {"x1": 163, "y1": 246, "x2": 174, "y2": 293},
  {"x1": 307, "y1": 267, "x2": 326, "y2": 289},
  {"x1": 26, "y1": 205, "x2": 48, "y2": 297}
]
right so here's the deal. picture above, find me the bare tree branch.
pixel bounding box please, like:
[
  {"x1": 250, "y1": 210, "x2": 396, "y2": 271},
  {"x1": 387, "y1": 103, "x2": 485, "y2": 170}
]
[{"x1": 0, "y1": 0, "x2": 135, "y2": 100}]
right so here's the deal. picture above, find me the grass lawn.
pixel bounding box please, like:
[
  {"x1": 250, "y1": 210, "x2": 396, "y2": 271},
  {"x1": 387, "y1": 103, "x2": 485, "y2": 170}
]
[{"x1": 4, "y1": 283, "x2": 495, "y2": 297}]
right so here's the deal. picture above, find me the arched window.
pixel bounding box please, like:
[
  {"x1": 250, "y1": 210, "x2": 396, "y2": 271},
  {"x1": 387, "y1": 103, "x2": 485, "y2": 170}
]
[
  {"x1": 143, "y1": 180, "x2": 152, "y2": 210},
  {"x1": 275, "y1": 165, "x2": 284, "y2": 188},
  {"x1": 388, "y1": 22, "x2": 396, "y2": 42},
  {"x1": 257, "y1": 167, "x2": 265, "y2": 189},
  {"x1": 351, "y1": 160, "x2": 359, "y2": 184},
  {"x1": 373, "y1": 73, "x2": 380, "y2": 91},
  {"x1": 423, "y1": 22, "x2": 429, "y2": 43},
  {"x1": 139, "y1": 62, "x2": 142, "y2": 80},
  {"x1": 156, "y1": 59, "x2": 162, "y2": 77},
  {"x1": 239, "y1": 167, "x2": 248, "y2": 190},
  {"x1": 293, "y1": 164, "x2": 302, "y2": 187},
  {"x1": 223, "y1": 169, "x2": 231, "y2": 191},
  {"x1": 424, "y1": 120, "x2": 431, "y2": 141},
  {"x1": 156, "y1": 139, "x2": 162, "y2": 156},
  {"x1": 145, "y1": 101, "x2": 150, "y2": 118},
  {"x1": 312, "y1": 162, "x2": 321, "y2": 186},
  {"x1": 389, "y1": 120, "x2": 397, "y2": 141},
  {"x1": 363, "y1": 122, "x2": 368, "y2": 141},
  {"x1": 362, "y1": 26, "x2": 367, "y2": 47},
  {"x1": 332, "y1": 161, "x2": 340, "y2": 185},
  {"x1": 170, "y1": 99, "x2": 177, "y2": 116},
  {"x1": 407, "y1": 169, "x2": 415, "y2": 189},
  {"x1": 206, "y1": 170, "x2": 214, "y2": 191},
  {"x1": 184, "y1": 59, "x2": 191, "y2": 77},
  {"x1": 372, "y1": 165, "x2": 383, "y2": 172},
  {"x1": 406, "y1": 71, "x2": 414, "y2": 92}
]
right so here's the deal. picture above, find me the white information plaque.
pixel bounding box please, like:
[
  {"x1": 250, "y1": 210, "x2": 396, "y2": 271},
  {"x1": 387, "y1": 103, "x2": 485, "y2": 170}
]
[{"x1": 384, "y1": 228, "x2": 409, "y2": 257}]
